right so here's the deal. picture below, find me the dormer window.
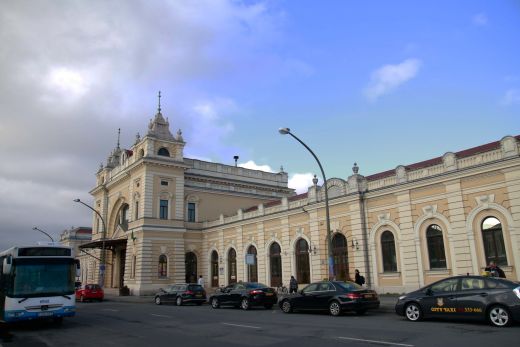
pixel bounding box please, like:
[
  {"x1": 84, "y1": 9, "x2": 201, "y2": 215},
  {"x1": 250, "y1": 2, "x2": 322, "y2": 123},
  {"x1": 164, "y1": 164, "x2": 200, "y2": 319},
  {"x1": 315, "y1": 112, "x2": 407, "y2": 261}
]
[{"x1": 158, "y1": 147, "x2": 170, "y2": 157}]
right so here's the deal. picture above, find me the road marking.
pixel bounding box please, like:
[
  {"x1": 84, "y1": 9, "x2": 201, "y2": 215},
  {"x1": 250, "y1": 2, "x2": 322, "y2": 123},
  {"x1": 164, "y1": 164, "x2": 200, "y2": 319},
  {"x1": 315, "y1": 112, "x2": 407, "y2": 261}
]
[
  {"x1": 338, "y1": 336, "x2": 414, "y2": 347},
  {"x1": 150, "y1": 314, "x2": 171, "y2": 318},
  {"x1": 101, "y1": 309, "x2": 119, "y2": 312},
  {"x1": 222, "y1": 322, "x2": 261, "y2": 329}
]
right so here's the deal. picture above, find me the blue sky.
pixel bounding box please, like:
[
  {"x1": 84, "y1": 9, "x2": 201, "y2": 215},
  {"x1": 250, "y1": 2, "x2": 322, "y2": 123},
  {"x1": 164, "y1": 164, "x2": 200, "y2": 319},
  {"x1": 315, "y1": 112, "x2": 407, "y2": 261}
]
[{"x1": 0, "y1": 0, "x2": 519, "y2": 246}]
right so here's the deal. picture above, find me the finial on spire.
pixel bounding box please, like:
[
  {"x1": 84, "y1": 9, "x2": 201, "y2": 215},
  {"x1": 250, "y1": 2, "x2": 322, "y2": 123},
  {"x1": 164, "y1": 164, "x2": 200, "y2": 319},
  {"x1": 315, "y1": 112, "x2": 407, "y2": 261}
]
[
  {"x1": 158, "y1": 91, "x2": 162, "y2": 113},
  {"x1": 312, "y1": 174, "x2": 318, "y2": 186},
  {"x1": 352, "y1": 162, "x2": 359, "y2": 174},
  {"x1": 117, "y1": 128, "x2": 121, "y2": 149}
]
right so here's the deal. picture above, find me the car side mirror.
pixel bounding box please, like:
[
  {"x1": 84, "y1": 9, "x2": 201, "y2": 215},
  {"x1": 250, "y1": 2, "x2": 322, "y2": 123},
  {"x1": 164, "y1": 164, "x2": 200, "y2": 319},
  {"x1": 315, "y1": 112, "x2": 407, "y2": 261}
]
[
  {"x1": 2, "y1": 256, "x2": 12, "y2": 275},
  {"x1": 425, "y1": 288, "x2": 433, "y2": 296},
  {"x1": 299, "y1": 290, "x2": 305, "y2": 295}
]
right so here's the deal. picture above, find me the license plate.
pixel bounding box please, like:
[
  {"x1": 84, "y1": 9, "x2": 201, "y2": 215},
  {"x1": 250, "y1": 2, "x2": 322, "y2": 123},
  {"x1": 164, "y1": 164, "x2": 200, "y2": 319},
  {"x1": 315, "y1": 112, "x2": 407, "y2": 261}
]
[
  {"x1": 39, "y1": 312, "x2": 53, "y2": 317},
  {"x1": 196, "y1": 294, "x2": 202, "y2": 297},
  {"x1": 364, "y1": 294, "x2": 373, "y2": 298},
  {"x1": 265, "y1": 293, "x2": 273, "y2": 296}
]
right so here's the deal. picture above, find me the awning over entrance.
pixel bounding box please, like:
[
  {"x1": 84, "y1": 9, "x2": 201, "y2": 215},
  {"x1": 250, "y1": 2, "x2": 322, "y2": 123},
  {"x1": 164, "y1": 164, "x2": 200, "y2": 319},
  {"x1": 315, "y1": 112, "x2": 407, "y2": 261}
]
[{"x1": 79, "y1": 238, "x2": 127, "y2": 251}]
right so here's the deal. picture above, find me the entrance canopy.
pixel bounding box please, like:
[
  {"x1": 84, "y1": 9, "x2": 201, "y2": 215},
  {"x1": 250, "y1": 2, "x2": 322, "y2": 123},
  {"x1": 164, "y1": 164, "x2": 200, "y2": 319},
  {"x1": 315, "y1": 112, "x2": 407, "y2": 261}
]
[{"x1": 79, "y1": 238, "x2": 127, "y2": 251}]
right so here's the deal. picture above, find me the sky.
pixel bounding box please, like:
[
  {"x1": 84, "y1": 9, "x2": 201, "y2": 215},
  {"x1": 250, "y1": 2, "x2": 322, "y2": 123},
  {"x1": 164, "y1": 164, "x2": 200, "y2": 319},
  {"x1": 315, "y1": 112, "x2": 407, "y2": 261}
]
[{"x1": 0, "y1": 0, "x2": 519, "y2": 249}]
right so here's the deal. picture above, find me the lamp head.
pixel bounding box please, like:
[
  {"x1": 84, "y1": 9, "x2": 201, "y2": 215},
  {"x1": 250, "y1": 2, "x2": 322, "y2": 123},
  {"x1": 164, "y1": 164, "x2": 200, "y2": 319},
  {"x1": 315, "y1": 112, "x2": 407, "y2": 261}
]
[
  {"x1": 73, "y1": 198, "x2": 80, "y2": 202},
  {"x1": 32, "y1": 227, "x2": 37, "y2": 230},
  {"x1": 278, "y1": 127, "x2": 290, "y2": 135}
]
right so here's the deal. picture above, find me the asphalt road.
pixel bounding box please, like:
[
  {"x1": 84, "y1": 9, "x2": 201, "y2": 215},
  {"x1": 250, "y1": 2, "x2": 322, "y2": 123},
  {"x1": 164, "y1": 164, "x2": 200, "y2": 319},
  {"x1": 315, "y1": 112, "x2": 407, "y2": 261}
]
[{"x1": 0, "y1": 301, "x2": 518, "y2": 347}]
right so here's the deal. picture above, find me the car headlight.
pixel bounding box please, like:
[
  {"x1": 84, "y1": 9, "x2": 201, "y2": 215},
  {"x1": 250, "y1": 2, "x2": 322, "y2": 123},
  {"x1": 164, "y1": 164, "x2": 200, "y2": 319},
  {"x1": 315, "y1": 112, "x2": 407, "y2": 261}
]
[
  {"x1": 514, "y1": 287, "x2": 520, "y2": 300},
  {"x1": 398, "y1": 295, "x2": 407, "y2": 300}
]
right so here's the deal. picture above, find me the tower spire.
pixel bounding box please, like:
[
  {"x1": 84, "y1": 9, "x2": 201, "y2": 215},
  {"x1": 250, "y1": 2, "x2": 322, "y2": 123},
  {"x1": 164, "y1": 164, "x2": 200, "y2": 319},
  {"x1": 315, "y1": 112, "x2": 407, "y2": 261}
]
[
  {"x1": 158, "y1": 91, "x2": 161, "y2": 113},
  {"x1": 117, "y1": 128, "x2": 121, "y2": 149}
]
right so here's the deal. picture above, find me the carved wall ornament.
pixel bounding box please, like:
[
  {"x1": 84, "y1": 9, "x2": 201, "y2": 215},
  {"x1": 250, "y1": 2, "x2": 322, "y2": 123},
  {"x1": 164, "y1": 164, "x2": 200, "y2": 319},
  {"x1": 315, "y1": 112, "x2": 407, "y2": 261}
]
[
  {"x1": 160, "y1": 246, "x2": 166, "y2": 254},
  {"x1": 501, "y1": 136, "x2": 519, "y2": 158},
  {"x1": 377, "y1": 212, "x2": 390, "y2": 223},
  {"x1": 396, "y1": 165, "x2": 408, "y2": 183},
  {"x1": 476, "y1": 194, "x2": 495, "y2": 208},
  {"x1": 443, "y1": 152, "x2": 458, "y2": 171},
  {"x1": 422, "y1": 204, "x2": 438, "y2": 218}
]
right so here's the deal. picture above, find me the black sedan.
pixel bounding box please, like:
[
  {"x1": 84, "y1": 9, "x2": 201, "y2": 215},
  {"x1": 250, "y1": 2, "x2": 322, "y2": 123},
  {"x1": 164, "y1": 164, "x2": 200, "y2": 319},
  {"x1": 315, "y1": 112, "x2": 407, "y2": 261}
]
[
  {"x1": 209, "y1": 282, "x2": 277, "y2": 310},
  {"x1": 395, "y1": 275, "x2": 520, "y2": 327},
  {"x1": 154, "y1": 283, "x2": 206, "y2": 306},
  {"x1": 278, "y1": 281, "x2": 380, "y2": 316}
]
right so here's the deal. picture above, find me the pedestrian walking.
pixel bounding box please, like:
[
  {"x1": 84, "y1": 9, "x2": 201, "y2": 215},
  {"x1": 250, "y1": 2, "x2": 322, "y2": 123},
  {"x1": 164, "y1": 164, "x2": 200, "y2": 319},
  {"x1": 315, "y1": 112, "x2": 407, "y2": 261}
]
[
  {"x1": 289, "y1": 275, "x2": 298, "y2": 294},
  {"x1": 354, "y1": 269, "x2": 365, "y2": 286},
  {"x1": 197, "y1": 275, "x2": 205, "y2": 287},
  {"x1": 485, "y1": 261, "x2": 506, "y2": 278}
]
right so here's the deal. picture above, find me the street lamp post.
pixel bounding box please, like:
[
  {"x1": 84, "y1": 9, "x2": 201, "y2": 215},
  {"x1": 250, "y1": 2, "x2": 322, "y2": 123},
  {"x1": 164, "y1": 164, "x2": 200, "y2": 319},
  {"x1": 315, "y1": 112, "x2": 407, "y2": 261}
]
[
  {"x1": 74, "y1": 198, "x2": 106, "y2": 288},
  {"x1": 32, "y1": 227, "x2": 54, "y2": 242},
  {"x1": 278, "y1": 127, "x2": 335, "y2": 279}
]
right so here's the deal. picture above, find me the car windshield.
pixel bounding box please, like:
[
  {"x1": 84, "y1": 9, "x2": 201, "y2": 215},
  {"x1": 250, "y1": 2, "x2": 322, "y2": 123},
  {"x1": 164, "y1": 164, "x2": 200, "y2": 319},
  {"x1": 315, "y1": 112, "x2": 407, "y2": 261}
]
[
  {"x1": 188, "y1": 284, "x2": 203, "y2": 291},
  {"x1": 245, "y1": 282, "x2": 267, "y2": 289},
  {"x1": 335, "y1": 281, "x2": 362, "y2": 291}
]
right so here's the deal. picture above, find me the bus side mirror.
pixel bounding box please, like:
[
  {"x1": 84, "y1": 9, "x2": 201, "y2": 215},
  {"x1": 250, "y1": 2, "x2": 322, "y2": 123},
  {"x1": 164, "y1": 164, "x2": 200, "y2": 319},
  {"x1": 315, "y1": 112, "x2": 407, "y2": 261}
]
[
  {"x1": 3, "y1": 256, "x2": 12, "y2": 275},
  {"x1": 75, "y1": 259, "x2": 81, "y2": 277}
]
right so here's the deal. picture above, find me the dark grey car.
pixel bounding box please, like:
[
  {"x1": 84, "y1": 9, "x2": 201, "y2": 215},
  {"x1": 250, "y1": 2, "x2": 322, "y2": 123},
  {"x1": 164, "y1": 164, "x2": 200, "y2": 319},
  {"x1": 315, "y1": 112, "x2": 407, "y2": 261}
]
[
  {"x1": 154, "y1": 283, "x2": 206, "y2": 306},
  {"x1": 395, "y1": 275, "x2": 520, "y2": 327}
]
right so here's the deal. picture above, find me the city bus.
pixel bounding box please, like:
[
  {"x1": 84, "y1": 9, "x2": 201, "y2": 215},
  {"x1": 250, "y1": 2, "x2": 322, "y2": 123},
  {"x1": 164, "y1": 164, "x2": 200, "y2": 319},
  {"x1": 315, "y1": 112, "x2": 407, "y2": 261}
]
[{"x1": 0, "y1": 244, "x2": 78, "y2": 323}]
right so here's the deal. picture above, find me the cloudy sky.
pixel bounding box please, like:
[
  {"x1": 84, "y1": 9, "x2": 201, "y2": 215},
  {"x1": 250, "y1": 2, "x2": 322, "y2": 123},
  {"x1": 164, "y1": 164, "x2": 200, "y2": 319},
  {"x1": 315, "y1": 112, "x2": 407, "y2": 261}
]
[{"x1": 0, "y1": 0, "x2": 519, "y2": 248}]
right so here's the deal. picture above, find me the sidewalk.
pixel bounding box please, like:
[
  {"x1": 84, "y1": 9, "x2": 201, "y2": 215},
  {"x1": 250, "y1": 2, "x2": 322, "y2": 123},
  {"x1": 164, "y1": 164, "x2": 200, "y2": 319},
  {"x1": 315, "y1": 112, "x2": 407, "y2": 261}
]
[{"x1": 104, "y1": 294, "x2": 398, "y2": 313}]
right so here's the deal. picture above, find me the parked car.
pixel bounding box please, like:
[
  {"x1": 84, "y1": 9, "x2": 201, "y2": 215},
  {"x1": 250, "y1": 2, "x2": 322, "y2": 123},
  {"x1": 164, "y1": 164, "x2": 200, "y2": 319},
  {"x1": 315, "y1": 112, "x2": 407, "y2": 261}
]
[
  {"x1": 209, "y1": 282, "x2": 277, "y2": 310},
  {"x1": 395, "y1": 275, "x2": 520, "y2": 327},
  {"x1": 279, "y1": 281, "x2": 379, "y2": 316},
  {"x1": 76, "y1": 284, "x2": 104, "y2": 302},
  {"x1": 154, "y1": 283, "x2": 206, "y2": 306}
]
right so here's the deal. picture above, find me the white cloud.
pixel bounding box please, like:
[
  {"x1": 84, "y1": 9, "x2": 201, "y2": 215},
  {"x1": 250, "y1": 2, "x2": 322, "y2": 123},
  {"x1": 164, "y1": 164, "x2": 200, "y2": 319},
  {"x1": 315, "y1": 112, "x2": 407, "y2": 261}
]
[
  {"x1": 237, "y1": 161, "x2": 319, "y2": 194},
  {"x1": 500, "y1": 89, "x2": 520, "y2": 106},
  {"x1": 364, "y1": 58, "x2": 422, "y2": 101},
  {"x1": 239, "y1": 160, "x2": 274, "y2": 172},
  {"x1": 472, "y1": 13, "x2": 488, "y2": 26},
  {"x1": 288, "y1": 173, "x2": 321, "y2": 194}
]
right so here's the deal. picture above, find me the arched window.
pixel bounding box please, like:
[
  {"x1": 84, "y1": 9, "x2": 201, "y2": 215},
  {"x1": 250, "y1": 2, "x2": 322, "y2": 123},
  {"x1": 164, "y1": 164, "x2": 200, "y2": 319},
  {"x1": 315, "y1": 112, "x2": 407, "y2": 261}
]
[
  {"x1": 295, "y1": 239, "x2": 310, "y2": 284},
  {"x1": 228, "y1": 248, "x2": 237, "y2": 284},
  {"x1": 246, "y1": 245, "x2": 258, "y2": 282},
  {"x1": 157, "y1": 147, "x2": 170, "y2": 157},
  {"x1": 211, "y1": 251, "x2": 219, "y2": 287},
  {"x1": 138, "y1": 149, "x2": 144, "y2": 158},
  {"x1": 332, "y1": 233, "x2": 349, "y2": 281},
  {"x1": 185, "y1": 252, "x2": 197, "y2": 283},
  {"x1": 426, "y1": 224, "x2": 446, "y2": 269},
  {"x1": 381, "y1": 231, "x2": 397, "y2": 272},
  {"x1": 269, "y1": 242, "x2": 282, "y2": 287},
  {"x1": 118, "y1": 204, "x2": 129, "y2": 230},
  {"x1": 158, "y1": 254, "x2": 167, "y2": 278},
  {"x1": 482, "y1": 217, "x2": 507, "y2": 266}
]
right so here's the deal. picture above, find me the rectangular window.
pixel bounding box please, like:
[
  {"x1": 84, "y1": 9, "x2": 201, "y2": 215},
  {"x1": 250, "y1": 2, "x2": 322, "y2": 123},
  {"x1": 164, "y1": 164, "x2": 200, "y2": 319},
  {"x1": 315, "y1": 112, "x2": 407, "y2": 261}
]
[
  {"x1": 159, "y1": 200, "x2": 168, "y2": 219},
  {"x1": 161, "y1": 181, "x2": 168, "y2": 186},
  {"x1": 135, "y1": 201, "x2": 139, "y2": 219},
  {"x1": 187, "y1": 203, "x2": 196, "y2": 222}
]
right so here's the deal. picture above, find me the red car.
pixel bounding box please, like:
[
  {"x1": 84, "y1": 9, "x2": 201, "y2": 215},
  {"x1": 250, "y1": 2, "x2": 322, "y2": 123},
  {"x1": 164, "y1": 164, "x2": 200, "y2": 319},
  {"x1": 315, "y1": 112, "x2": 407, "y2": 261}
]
[{"x1": 76, "y1": 284, "x2": 104, "y2": 302}]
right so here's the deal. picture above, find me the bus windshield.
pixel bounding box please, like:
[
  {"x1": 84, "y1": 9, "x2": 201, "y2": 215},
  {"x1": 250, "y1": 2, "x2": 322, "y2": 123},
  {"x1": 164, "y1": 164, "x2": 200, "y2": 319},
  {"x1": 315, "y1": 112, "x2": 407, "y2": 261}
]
[{"x1": 10, "y1": 259, "x2": 75, "y2": 298}]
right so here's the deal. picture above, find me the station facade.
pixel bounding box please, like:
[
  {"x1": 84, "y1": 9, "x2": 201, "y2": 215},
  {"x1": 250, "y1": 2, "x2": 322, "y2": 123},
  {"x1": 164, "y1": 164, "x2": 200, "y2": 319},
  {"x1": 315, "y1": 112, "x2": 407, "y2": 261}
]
[{"x1": 81, "y1": 104, "x2": 520, "y2": 295}]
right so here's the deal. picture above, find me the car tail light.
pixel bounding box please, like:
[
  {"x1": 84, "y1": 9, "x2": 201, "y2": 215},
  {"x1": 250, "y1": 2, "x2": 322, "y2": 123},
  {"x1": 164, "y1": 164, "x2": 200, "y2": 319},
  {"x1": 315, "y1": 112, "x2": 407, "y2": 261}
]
[
  {"x1": 514, "y1": 287, "x2": 520, "y2": 300},
  {"x1": 345, "y1": 293, "x2": 362, "y2": 299},
  {"x1": 185, "y1": 290, "x2": 194, "y2": 295},
  {"x1": 249, "y1": 290, "x2": 263, "y2": 295}
]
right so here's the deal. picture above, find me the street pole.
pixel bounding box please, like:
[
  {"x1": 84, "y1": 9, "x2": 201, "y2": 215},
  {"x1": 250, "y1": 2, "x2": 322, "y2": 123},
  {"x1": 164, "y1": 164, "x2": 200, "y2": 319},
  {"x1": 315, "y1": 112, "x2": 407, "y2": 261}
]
[
  {"x1": 278, "y1": 128, "x2": 335, "y2": 280},
  {"x1": 74, "y1": 199, "x2": 106, "y2": 288},
  {"x1": 32, "y1": 227, "x2": 54, "y2": 242}
]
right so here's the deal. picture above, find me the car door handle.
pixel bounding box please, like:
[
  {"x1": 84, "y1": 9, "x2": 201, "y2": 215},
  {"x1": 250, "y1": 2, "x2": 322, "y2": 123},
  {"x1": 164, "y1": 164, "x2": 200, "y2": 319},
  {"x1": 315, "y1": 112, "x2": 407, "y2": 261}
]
[
  {"x1": 479, "y1": 293, "x2": 488, "y2": 297},
  {"x1": 448, "y1": 297, "x2": 455, "y2": 300}
]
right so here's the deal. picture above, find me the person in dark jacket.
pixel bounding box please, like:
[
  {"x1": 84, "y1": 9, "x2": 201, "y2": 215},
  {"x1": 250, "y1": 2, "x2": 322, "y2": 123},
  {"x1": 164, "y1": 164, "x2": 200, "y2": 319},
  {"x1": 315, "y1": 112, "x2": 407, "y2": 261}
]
[
  {"x1": 485, "y1": 261, "x2": 506, "y2": 278},
  {"x1": 354, "y1": 269, "x2": 365, "y2": 286},
  {"x1": 289, "y1": 276, "x2": 298, "y2": 294}
]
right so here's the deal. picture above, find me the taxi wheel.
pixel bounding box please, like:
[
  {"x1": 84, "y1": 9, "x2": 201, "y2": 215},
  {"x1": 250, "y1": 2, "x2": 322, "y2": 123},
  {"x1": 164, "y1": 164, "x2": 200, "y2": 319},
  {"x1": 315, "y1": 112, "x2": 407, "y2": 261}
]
[
  {"x1": 281, "y1": 300, "x2": 292, "y2": 313},
  {"x1": 240, "y1": 298, "x2": 250, "y2": 310},
  {"x1": 155, "y1": 296, "x2": 162, "y2": 305},
  {"x1": 176, "y1": 296, "x2": 183, "y2": 306},
  {"x1": 405, "y1": 303, "x2": 423, "y2": 322},
  {"x1": 488, "y1": 305, "x2": 512, "y2": 327},
  {"x1": 329, "y1": 300, "x2": 342, "y2": 316},
  {"x1": 211, "y1": 297, "x2": 220, "y2": 309}
]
